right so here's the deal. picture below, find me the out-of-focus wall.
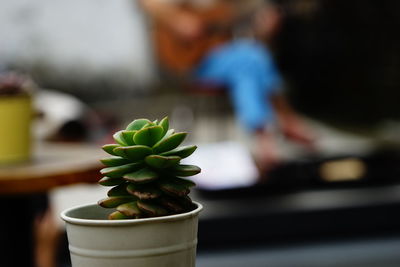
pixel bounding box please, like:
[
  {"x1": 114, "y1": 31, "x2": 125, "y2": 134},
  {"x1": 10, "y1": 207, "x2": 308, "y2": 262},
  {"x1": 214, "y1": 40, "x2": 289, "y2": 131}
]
[{"x1": 0, "y1": 0, "x2": 156, "y2": 97}]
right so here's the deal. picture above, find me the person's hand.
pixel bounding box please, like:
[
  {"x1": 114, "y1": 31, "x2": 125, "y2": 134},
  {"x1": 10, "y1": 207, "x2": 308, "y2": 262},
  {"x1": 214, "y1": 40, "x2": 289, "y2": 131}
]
[
  {"x1": 271, "y1": 94, "x2": 317, "y2": 151},
  {"x1": 281, "y1": 117, "x2": 316, "y2": 151},
  {"x1": 253, "y1": 129, "x2": 281, "y2": 178}
]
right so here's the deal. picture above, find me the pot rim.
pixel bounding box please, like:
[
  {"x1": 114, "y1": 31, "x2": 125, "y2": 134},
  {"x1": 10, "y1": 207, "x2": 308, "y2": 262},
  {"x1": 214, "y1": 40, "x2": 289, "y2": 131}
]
[
  {"x1": 0, "y1": 94, "x2": 31, "y2": 99},
  {"x1": 61, "y1": 201, "x2": 203, "y2": 226}
]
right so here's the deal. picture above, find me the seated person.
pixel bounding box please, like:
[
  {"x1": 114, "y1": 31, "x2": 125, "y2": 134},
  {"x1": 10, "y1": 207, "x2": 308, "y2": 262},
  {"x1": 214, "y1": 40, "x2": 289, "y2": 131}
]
[{"x1": 139, "y1": 0, "x2": 315, "y2": 175}]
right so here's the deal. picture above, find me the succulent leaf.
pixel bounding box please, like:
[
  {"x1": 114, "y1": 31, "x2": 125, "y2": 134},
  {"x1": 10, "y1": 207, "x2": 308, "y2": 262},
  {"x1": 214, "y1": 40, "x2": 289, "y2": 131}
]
[
  {"x1": 98, "y1": 177, "x2": 125, "y2": 186},
  {"x1": 158, "y1": 179, "x2": 191, "y2": 197},
  {"x1": 117, "y1": 201, "x2": 142, "y2": 218},
  {"x1": 160, "y1": 145, "x2": 197, "y2": 159},
  {"x1": 113, "y1": 130, "x2": 128, "y2": 146},
  {"x1": 127, "y1": 183, "x2": 162, "y2": 200},
  {"x1": 172, "y1": 164, "x2": 201, "y2": 177},
  {"x1": 102, "y1": 144, "x2": 120, "y2": 156},
  {"x1": 113, "y1": 145, "x2": 152, "y2": 161},
  {"x1": 100, "y1": 162, "x2": 143, "y2": 178},
  {"x1": 123, "y1": 167, "x2": 159, "y2": 183},
  {"x1": 98, "y1": 196, "x2": 137, "y2": 208},
  {"x1": 142, "y1": 122, "x2": 157, "y2": 129},
  {"x1": 121, "y1": 130, "x2": 136, "y2": 146},
  {"x1": 109, "y1": 211, "x2": 132, "y2": 220},
  {"x1": 153, "y1": 129, "x2": 174, "y2": 145},
  {"x1": 126, "y1": 119, "x2": 152, "y2": 131},
  {"x1": 145, "y1": 155, "x2": 181, "y2": 169},
  {"x1": 178, "y1": 196, "x2": 197, "y2": 210},
  {"x1": 152, "y1": 132, "x2": 187, "y2": 154},
  {"x1": 100, "y1": 156, "x2": 130, "y2": 167},
  {"x1": 175, "y1": 177, "x2": 196, "y2": 187},
  {"x1": 107, "y1": 183, "x2": 131, "y2": 197},
  {"x1": 133, "y1": 126, "x2": 164, "y2": 147},
  {"x1": 137, "y1": 201, "x2": 169, "y2": 217},
  {"x1": 163, "y1": 129, "x2": 175, "y2": 139},
  {"x1": 159, "y1": 197, "x2": 185, "y2": 213},
  {"x1": 159, "y1": 117, "x2": 169, "y2": 136}
]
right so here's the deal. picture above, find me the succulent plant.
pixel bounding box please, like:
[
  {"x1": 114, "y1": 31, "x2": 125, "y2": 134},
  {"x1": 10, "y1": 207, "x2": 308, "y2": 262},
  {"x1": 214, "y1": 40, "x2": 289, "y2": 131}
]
[
  {"x1": 98, "y1": 117, "x2": 201, "y2": 219},
  {"x1": 0, "y1": 72, "x2": 34, "y2": 96}
]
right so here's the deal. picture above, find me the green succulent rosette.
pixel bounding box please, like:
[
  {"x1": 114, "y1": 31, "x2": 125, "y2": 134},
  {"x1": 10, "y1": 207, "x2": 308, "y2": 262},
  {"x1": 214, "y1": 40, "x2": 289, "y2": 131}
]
[{"x1": 98, "y1": 117, "x2": 200, "y2": 219}]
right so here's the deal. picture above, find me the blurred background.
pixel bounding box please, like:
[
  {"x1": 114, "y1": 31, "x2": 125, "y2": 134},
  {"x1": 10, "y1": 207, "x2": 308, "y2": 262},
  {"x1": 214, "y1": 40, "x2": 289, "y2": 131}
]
[{"x1": 1, "y1": 0, "x2": 400, "y2": 266}]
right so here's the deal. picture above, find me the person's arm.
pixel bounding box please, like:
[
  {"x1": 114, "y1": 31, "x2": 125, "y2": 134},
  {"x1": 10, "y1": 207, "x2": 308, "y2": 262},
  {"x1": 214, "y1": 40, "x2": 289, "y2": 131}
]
[
  {"x1": 253, "y1": 127, "x2": 280, "y2": 178},
  {"x1": 252, "y1": 94, "x2": 316, "y2": 178},
  {"x1": 271, "y1": 94, "x2": 315, "y2": 147},
  {"x1": 138, "y1": 0, "x2": 204, "y2": 40}
]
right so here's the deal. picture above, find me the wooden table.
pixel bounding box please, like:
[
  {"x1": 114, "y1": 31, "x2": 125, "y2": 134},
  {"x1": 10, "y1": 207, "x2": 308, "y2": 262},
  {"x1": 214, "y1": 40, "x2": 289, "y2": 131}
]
[
  {"x1": 0, "y1": 142, "x2": 104, "y2": 194},
  {"x1": 0, "y1": 142, "x2": 105, "y2": 267}
]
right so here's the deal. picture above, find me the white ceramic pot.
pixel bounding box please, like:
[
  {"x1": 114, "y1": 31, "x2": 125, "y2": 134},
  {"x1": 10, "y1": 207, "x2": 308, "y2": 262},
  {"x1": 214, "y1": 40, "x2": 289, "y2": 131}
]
[{"x1": 61, "y1": 202, "x2": 203, "y2": 267}]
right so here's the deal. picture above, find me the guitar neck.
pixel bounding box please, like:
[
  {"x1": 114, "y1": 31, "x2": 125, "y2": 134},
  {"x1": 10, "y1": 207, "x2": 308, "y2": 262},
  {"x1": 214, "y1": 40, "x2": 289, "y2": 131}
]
[
  {"x1": 200, "y1": 1, "x2": 264, "y2": 35},
  {"x1": 153, "y1": 0, "x2": 265, "y2": 72}
]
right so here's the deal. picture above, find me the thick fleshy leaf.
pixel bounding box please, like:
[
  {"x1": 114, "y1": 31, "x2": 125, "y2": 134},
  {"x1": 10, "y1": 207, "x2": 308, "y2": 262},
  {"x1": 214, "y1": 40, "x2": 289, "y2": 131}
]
[
  {"x1": 158, "y1": 178, "x2": 193, "y2": 197},
  {"x1": 108, "y1": 211, "x2": 132, "y2": 220},
  {"x1": 172, "y1": 164, "x2": 201, "y2": 177},
  {"x1": 150, "y1": 128, "x2": 174, "y2": 147},
  {"x1": 113, "y1": 145, "x2": 152, "y2": 161},
  {"x1": 113, "y1": 130, "x2": 128, "y2": 146},
  {"x1": 152, "y1": 132, "x2": 187, "y2": 154},
  {"x1": 121, "y1": 130, "x2": 136, "y2": 146},
  {"x1": 163, "y1": 129, "x2": 174, "y2": 139},
  {"x1": 123, "y1": 168, "x2": 159, "y2": 183},
  {"x1": 102, "y1": 144, "x2": 120, "y2": 156},
  {"x1": 159, "y1": 197, "x2": 185, "y2": 213},
  {"x1": 142, "y1": 122, "x2": 156, "y2": 129},
  {"x1": 137, "y1": 201, "x2": 168, "y2": 217},
  {"x1": 127, "y1": 183, "x2": 162, "y2": 200},
  {"x1": 98, "y1": 177, "x2": 125, "y2": 186},
  {"x1": 107, "y1": 183, "x2": 131, "y2": 197},
  {"x1": 177, "y1": 196, "x2": 196, "y2": 211},
  {"x1": 117, "y1": 201, "x2": 142, "y2": 218},
  {"x1": 126, "y1": 119, "x2": 151, "y2": 131},
  {"x1": 176, "y1": 177, "x2": 196, "y2": 187},
  {"x1": 100, "y1": 162, "x2": 143, "y2": 178},
  {"x1": 145, "y1": 155, "x2": 181, "y2": 169},
  {"x1": 98, "y1": 196, "x2": 136, "y2": 208},
  {"x1": 160, "y1": 145, "x2": 197, "y2": 159},
  {"x1": 158, "y1": 117, "x2": 169, "y2": 136},
  {"x1": 133, "y1": 126, "x2": 164, "y2": 147},
  {"x1": 100, "y1": 156, "x2": 130, "y2": 167}
]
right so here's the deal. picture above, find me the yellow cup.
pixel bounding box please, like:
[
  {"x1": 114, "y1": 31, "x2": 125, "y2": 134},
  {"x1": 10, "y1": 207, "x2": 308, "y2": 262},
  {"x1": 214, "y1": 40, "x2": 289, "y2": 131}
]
[{"x1": 0, "y1": 95, "x2": 32, "y2": 164}]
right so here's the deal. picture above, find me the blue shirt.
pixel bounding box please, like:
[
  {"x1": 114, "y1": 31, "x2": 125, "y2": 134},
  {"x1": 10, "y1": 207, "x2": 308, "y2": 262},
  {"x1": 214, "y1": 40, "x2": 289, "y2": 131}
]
[{"x1": 194, "y1": 39, "x2": 282, "y2": 131}]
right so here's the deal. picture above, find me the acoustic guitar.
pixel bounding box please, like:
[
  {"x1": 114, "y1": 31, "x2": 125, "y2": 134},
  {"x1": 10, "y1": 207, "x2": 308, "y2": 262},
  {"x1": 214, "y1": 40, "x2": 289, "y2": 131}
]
[{"x1": 152, "y1": 3, "x2": 235, "y2": 73}]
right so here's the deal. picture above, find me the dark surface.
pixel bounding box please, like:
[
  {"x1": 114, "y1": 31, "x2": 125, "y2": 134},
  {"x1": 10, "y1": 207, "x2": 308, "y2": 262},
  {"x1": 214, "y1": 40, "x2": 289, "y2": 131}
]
[
  {"x1": 197, "y1": 236, "x2": 400, "y2": 267},
  {"x1": 196, "y1": 186, "x2": 400, "y2": 250},
  {"x1": 194, "y1": 151, "x2": 400, "y2": 250},
  {"x1": 0, "y1": 194, "x2": 48, "y2": 267},
  {"x1": 196, "y1": 149, "x2": 400, "y2": 199}
]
